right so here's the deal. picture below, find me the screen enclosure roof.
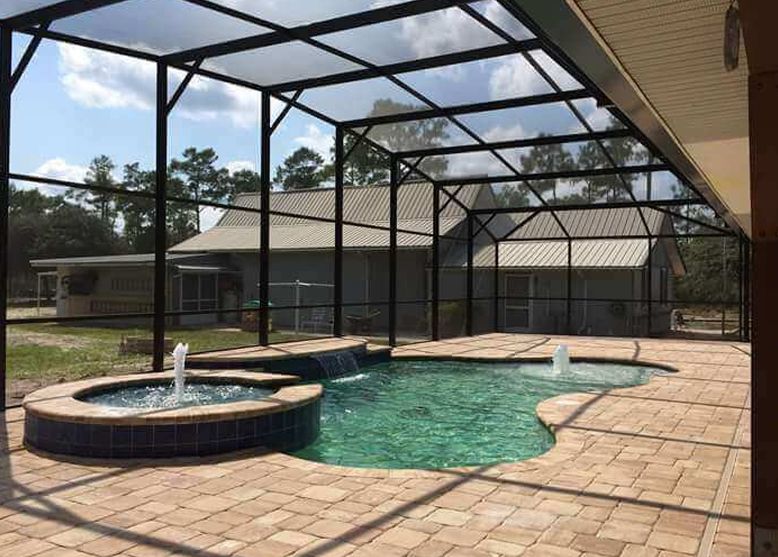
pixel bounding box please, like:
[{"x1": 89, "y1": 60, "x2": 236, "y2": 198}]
[{"x1": 0, "y1": 0, "x2": 739, "y2": 232}]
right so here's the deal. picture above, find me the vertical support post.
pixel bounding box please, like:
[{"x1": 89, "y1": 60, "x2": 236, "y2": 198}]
[
  {"x1": 738, "y1": 234, "x2": 744, "y2": 341},
  {"x1": 493, "y1": 241, "x2": 499, "y2": 333},
  {"x1": 566, "y1": 239, "x2": 572, "y2": 334},
  {"x1": 722, "y1": 236, "x2": 728, "y2": 337},
  {"x1": 333, "y1": 127, "x2": 343, "y2": 337},
  {"x1": 152, "y1": 61, "x2": 167, "y2": 373},
  {"x1": 750, "y1": 68, "x2": 778, "y2": 555},
  {"x1": 744, "y1": 235, "x2": 751, "y2": 342},
  {"x1": 388, "y1": 156, "x2": 398, "y2": 347},
  {"x1": 431, "y1": 182, "x2": 440, "y2": 340},
  {"x1": 647, "y1": 236, "x2": 653, "y2": 336},
  {"x1": 0, "y1": 26, "x2": 11, "y2": 410},
  {"x1": 466, "y1": 213, "x2": 474, "y2": 336},
  {"x1": 259, "y1": 92, "x2": 271, "y2": 346}
]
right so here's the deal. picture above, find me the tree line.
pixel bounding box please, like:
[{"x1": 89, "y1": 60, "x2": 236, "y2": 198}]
[{"x1": 8, "y1": 147, "x2": 262, "y2": 298}]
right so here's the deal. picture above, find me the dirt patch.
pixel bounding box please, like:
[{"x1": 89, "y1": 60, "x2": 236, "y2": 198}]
[
  {"x1": 7, "y1": 379, "x2": 45, "y2": 407},
  {"x1": 7, "y1": 329, "x2": 94, "y2": 350},
  {"x1": 7, "y1": 307, "x2": 57, "y2": 320}
]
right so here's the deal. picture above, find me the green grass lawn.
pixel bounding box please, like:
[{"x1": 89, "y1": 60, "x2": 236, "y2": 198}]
[{"x1": 7, "y1": 322, "x2": 307, "y2": 384}]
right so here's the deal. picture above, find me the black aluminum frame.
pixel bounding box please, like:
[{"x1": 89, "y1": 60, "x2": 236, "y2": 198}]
[{"x1": 0, "y1": 0, "x2": 748, "y2": 410}]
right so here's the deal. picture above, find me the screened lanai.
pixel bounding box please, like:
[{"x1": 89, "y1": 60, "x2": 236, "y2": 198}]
[{"x1": 0, "y1": 0, "x2": 747, "y2": 409}]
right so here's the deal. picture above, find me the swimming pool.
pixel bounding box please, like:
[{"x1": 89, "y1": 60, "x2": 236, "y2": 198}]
[{"x1": 292, "y1": 359, "x2": 664, "y2": 469}]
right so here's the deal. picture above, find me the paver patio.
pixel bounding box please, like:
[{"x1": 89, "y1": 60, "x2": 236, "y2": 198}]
[{"x1": 0, "y1": 334, "x2": 750, "y2": 557}]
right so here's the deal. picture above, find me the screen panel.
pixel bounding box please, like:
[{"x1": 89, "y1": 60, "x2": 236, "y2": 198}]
[
  {"x1": 318, "y1": 6, "x2": 504, "y2": 66},
  {"x1": 53, "y1": 0, "x2": 268, "y2": 56}
]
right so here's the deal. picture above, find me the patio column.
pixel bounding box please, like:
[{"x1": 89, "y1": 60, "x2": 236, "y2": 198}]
[
  {"x1": 333, "y1": 127, "x2": 343, "y2": 337},
  {"x1": 742, "y1": 234, "x2": 750, "y2": 341},
  {"x1": 152, "y1": 61, "x2": 167, "y2": 372},
  {"x1": 259, "y1": 92, "x2": 270, "y2": 346},
  {"x1": 749, "y1": 68, "x2": 778, "y2": 556},
  {"x1": 742, "y1": 3, "x2": 778, "y2": 551},
  {"x1": 0, "y1": 26, "x2": 11, "y2": 410}
]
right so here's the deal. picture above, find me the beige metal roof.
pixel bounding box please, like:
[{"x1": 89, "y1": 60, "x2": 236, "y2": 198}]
[
  {"x1": 569, "y1": 0, "x2": 750, "y2": 234},
  {"x1": 171, "y1": 219, "x2": 463, "y2": 252},
  {"x1": 218, "y1": 181, "x2": 474, "y2": 227},
  {"x1": 475, "y1": 239, "x2": 653, "y2": 269},
  {"x1": 29, "y1": 253, "x2": 208, "y2": 268},
  {"x1": 506, "y1": 207, "x2": 665, "y2": 239},
  {"x1": 171, "y1": 181, "x2": 483, "y2": 252}
]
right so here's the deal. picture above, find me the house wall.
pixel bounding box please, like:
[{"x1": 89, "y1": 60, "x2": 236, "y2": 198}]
[
  {"x1": 229, "y1": 249, "x2": 429, "y2": 337},
  {"x1": 54, "y1": 266, "x2": 154, "y2": 318},
  {"x1": 494, "y1": 240, "x2": 676, "y2": 337}
]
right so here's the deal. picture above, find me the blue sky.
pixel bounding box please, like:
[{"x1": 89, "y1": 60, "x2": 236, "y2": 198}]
[{"x1": 9, "y1": 35, "x2": 334, "y2": 187}]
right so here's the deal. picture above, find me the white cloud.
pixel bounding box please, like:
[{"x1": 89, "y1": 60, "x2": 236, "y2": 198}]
[
  {"x1": 57, "y1": 43, "x2": 284, "y2": 129},
  {"x1": 400, "y1": 9, "x2": 492, "y2": 60},
  {"x1": 293, "y1": 124, "x2": 332, "y2": 159},
  {"x1": 199, "y1": 206, "x2": 225, "y2": 231},
  {"x1": 59, "y1": 44, "x2": 154, "y2": 110},
  {"x1": 224, "y1": 160, "x2": 255, "y2": 174},
  {"x1": 32, "y1": 158, "x2": 89, "y2": 183},
  {"x1": 489, "y1": 56, "x2": 550, "y2": 100},
  {"x1": 483, "y1": 123, "x2": 526, "y2": 143}
]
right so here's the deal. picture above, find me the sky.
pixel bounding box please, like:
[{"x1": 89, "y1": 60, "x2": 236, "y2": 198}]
[{"x1": 9, "y1": 35, "x2": 332, "y2": 186}]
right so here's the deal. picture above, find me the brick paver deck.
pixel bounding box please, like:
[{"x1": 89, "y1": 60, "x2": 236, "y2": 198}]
[{"x1": 0, "y1": 334, "x2": 750, "y2": 557}]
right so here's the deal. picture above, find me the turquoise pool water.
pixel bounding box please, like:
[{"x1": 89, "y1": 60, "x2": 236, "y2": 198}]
[
  {"x1": 292, "y1": 359, "x2": 663, "y2": 469},
  {"x1": 82, "y1": 383, "x2": 274, "y2": 409}
]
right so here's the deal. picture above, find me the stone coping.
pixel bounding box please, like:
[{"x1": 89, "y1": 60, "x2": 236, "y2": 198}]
[
  {"x1": 188, "y1": 337, "x2": 367, "y2": 362},
  {"x1": 392, "y1": 351, "x2": 679, "y2": 373},
  {"x1": 23, "y1": 370, "x2": 322, "y2": 426}
]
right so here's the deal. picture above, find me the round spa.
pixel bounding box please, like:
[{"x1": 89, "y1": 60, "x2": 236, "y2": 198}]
[{"x1": 23, "y1": 371, "x2": 322, "y2": 458}]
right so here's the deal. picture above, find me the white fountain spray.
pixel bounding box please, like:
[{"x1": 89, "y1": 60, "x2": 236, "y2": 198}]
[
  {"x1": 552, "y1": 344, "x2": 570, "y2": 376},
  {"x1": 172, "y1": 342, "x2": 189, "y2": 405}
]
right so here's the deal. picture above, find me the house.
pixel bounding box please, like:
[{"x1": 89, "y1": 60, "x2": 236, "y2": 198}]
[{"x1": 30, "y1": 182, "x2": 685, "y2": 338}]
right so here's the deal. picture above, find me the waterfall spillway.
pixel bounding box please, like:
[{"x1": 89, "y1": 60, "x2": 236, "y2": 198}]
[
  {"x1": 552, "y1": 344, "x2": 570, "y2": 376},
  {"x1": 172, "y1": 342, "x2": 189, "y2": 404},
  {"x1": 313, "y1": 350, "x2": 359, "y2": 379}
]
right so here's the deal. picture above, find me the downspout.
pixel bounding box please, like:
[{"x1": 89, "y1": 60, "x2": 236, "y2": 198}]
[
  {"x1": 364, "y1": 251, "x2": 369, "y2": 317},
  {"x1": 576, "y1": 271, "x2": 588, "y2": 335}
]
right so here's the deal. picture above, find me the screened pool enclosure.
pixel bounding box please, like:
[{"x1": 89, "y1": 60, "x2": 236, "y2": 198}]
[{"x1": 0, "y1": 0, "x2": 748, "y2": 408}]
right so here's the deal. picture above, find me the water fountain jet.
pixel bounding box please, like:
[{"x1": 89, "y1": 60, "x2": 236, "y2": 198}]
[
  {"x1": 172, "y1": 342, "x2": 188, "y2": 404},
  {"x1": 553, "y1": 344, "x2": 570, "y2": 375}
]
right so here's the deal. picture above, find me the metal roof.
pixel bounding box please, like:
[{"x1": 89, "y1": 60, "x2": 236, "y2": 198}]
[
  {"x1": 218, "y1": 182, "x2": 475, "y2": 227},
  {"x1": 171, "y1": 181, "x2": 480, "y2": 252},
  {"x1": 507, "y1": 206, "x2": 666, "y2": 239},
  {"x1": 474, "y1": 238, "x2": 652, "y2": 269},
  {"x1": 171, "y1": 221, "x2": 462, "y2": 253},
  {"x1": 29, "y1": 253, "x2": 209, "y2": 268}
]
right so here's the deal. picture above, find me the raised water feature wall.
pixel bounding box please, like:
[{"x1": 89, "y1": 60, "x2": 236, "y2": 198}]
[{"x1": 23, "y1": 372, "x2": 322, "y2": 459}]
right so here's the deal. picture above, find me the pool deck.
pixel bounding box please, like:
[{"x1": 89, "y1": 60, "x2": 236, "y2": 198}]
[
  {"x1": 0, "y1": 334, "x2": 750, "y2": 557},
  {"x1": 187, "y1": 338, "x2": 374, "y2": 364}
]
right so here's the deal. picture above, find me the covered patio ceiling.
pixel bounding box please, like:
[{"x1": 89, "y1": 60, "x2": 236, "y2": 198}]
[
  {"x1": 0, "y1": 0, "x2": 741, "y2": 235},
  {"x1": 541, "y1": 0, "x2": 750, "y2": 235}
]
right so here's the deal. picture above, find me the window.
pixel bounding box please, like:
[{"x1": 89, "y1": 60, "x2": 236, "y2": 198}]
[{"x1": 180, "y1": 273, "x2": 218, "y2": 311}]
